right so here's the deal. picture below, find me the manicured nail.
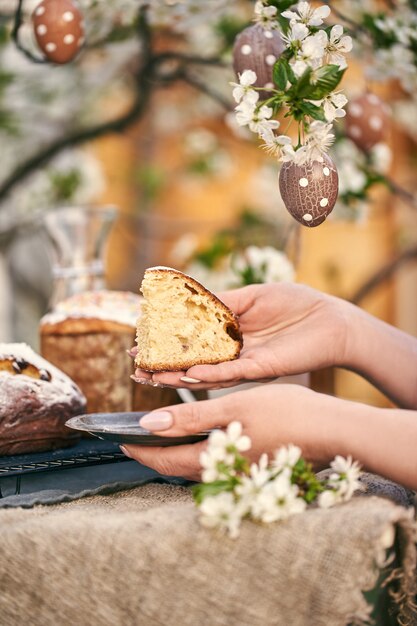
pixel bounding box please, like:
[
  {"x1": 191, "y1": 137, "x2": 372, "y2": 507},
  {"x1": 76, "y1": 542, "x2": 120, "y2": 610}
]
[
  {"x1": 130, "y1": 375, "x2": 151, "y2": 384},
  {"x1": 139, "y1": 411, "x2": 173, "y2": 431},
  {"x1": 120, "y1": 445, "x2": 132, "y2": 458},
  {"x1": 180, "y1": 376, "x2": 202, "y2": 383}
]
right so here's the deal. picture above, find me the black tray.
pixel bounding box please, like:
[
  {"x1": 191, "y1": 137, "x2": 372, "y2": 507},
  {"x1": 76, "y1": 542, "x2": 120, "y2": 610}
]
[{"x1": 0, "y1": 439, "x2": 130, "y2": 482}]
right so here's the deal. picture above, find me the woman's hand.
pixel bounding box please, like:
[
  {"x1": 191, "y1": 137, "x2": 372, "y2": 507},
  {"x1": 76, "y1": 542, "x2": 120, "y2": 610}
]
[
  {"x1": 122, "y1": 384, "x2": 417, "y2": 490},
  {"x1": 133, "y1": 283, "x2": 350, "y2": 390},
  {"x1": 122, "y1": 384, "x2": 342, "y2": 481}
]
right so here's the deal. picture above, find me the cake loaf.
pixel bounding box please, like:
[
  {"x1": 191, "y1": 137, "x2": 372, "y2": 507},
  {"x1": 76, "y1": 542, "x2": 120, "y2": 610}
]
[
  {"x1": 40, "y1": 290, "x2": 186, "y2": 413},
  {"x1": 0, "y1": 343, "x2": 86, "y2": 456},
  {"x1": 40, "y1": 290, "x2": 143, "y2": 413},
  {"x1": 136, "y1": 267, "x2": 243, "y2": 372}
]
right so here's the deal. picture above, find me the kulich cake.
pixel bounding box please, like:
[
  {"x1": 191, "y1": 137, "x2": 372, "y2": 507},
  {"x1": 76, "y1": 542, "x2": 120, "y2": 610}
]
[
  {"x1": 136, "y1": 267, "x2": 243, "y2": 372},
  {"x1": 40, "y1": 290, "x2": 142, "y2": 414},
  {"x1": 0, "y1": 343, "x2": 86, "y2": 456}
]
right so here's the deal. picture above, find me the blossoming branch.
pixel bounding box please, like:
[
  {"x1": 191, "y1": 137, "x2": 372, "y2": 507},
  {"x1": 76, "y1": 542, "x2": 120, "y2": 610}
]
[
  {"x1": 231, "y1": 1, "x2": 353, "y2": 227},
  {"x1": 193, "y1": 422, "x2": 362, "y2": 538}
]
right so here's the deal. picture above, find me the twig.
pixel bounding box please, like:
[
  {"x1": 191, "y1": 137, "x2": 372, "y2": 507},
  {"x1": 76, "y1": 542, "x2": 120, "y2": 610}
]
[
  {"x1": 0, "y1": 10, "x2": 228, "y2": 205},
  {"x1": 350, "y1": 243, "x2": 417, "y2": 304},
  {"x1": 383, "y1": 175, "x2": 417, "y2": 209},
  {"x1": 11, "y1": 0, "x2": 47, "y2": 63},
  {"x1": 154, "y1": 51, "x2": 228, "y2": 68},
  {"x1": 321, "y1": 1, "x2": 366, "y2": 34},
  {"x1": 180, "y1": 71, "x2": 231, "y2": 111}
]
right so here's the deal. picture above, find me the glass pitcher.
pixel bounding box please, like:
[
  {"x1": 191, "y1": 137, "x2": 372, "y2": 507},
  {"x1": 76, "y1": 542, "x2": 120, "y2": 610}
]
[{"x1": 42, "y1": 205, "x2": 118, "y2": 307}]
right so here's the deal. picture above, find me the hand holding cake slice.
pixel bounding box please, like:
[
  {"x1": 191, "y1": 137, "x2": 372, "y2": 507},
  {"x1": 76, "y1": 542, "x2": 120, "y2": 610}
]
[{"x1": 135, "y1": 267, "x2": 243, "y2": 372}]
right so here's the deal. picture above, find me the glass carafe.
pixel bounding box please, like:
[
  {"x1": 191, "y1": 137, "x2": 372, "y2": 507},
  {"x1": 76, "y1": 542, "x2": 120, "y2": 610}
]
[{"x1": 42, "y1": 205, "x2": 118, "y2": 307}]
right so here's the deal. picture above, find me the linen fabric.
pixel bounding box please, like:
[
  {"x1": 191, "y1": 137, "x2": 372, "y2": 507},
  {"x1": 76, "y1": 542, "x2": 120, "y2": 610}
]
[{"x1": 0, "y1": 481, "x2": 416, "y2": 626}]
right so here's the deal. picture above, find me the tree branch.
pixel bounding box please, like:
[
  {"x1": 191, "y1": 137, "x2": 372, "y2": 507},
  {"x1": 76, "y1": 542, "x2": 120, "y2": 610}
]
[
  {"x1": 180, "y1": 71, "x2": 231, "y2": 111},
  {"x1": 0, "y1": 13, "x2": 229, "y2": 206},
  {"x1": 350, "y1": 243, "x2": 417, "y2": 304},
  {"x1": 384, "y1": 175, "x2": 417, "y2": 210},
  {"x1": 12, "y1": 0, "x2": 47, "y2": 63}
]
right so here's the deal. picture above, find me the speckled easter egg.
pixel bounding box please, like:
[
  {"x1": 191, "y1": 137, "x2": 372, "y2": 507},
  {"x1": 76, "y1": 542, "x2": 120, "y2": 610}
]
[
  {"x1": 345, "y1": 93, "x2": 390, "y2": 152},
  {"x1": 279, "y1": 154, "x2": 339, "y2": 227},
  {"x1": 32, "y1": 0, "x2": 85, "y2": 64},
  {"x1": 233, "y1": 24, "x2": 284, "y2": 98}
]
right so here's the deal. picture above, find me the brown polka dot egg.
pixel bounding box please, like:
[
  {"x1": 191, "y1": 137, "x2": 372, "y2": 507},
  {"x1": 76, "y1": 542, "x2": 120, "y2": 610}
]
[
  {"x1": 32, "y1": 0, "x2": 85, "y2": 64},
  {"x1": 233, "y1": 24, "x2": 284, "y2": 99},
  {"x1": 345, "y1": 93, "x2": 390, "y2": 153},
  {"x1": 279, "y1": 154, "x2": 339, "y2": 227}
]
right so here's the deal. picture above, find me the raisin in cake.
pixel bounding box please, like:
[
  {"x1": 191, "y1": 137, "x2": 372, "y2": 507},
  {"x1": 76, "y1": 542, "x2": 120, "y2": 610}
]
[
  {"x1": 0, "y1": 343, "x2": 86, "y2": 455},
  {"x1": 135, "y1": 267, "x2": 242, "y2": 372}
]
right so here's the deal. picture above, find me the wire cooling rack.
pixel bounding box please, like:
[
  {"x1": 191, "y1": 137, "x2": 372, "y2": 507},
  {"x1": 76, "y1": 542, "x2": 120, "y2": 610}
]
[{"x1": 0, "y1": 439, "x2": 130, "y2": 497}]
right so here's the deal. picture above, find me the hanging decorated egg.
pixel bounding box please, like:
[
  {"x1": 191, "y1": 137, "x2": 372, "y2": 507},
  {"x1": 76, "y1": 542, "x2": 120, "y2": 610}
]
[
  {"x1": 279, "y1": 154, "x2": 339, "y2": 228},
  {"x1": 345, "y1": 93, "x2": 390, "y2": 153},
  {"x1": 32, "y1": 0, "x2": 85, "y2": 64},
  {"x1": 233, "y1": 24, "x2": 284, "y2": 98}
]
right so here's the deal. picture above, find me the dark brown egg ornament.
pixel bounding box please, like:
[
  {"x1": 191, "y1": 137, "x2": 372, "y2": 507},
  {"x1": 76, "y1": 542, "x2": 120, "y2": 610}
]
[
  {"x1": 32, "y1": 0, "x2": 85, "y2": 64},
  {"x1": 279, "y1": 154, "x2": 339, "y2": 227},
  {"x1": 345, "y1": 93, "x2": 390, "y2": 153},
  {"x1": 233, "y1": 24, "x2": 284, "y2": 98}
]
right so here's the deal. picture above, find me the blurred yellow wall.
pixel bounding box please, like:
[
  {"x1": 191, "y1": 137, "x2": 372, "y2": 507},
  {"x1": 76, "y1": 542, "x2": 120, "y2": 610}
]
[{"x1": 91, "y1": 65, "x2": 416, "y2": 408}]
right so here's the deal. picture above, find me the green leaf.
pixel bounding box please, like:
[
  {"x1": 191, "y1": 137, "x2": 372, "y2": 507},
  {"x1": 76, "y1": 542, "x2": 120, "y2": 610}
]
[
  {"x1": 300, "y1": 101, "x2": 326, "y2": 121},
  {"x1": 308, "y1": 65, "x2": 345, "y2": 100},
  {"x1": 287, "y1": 66, "x2": 314, "y2": 99},
  {"x1": 273, "y1": 58, "x2": 288, "y2": 90},
  {"x1": 286, "y1": 62, "x2": 297, "y2": 85},
  {"x1": 192, "y1": 480, "x2": 233, "y2": 504}
]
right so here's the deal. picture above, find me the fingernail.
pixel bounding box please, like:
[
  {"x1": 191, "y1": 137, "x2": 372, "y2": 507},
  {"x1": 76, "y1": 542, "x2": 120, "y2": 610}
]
[
  {"x1": 130, "y1": 375, "x2": 150, "y2": 384},
  {"x1": 126, "y1": 349, "x2": 136, "y2": 357},
  {"x1": 180, "y1": 376, "x2": 202, "y2": 383},
  {"x1": 140, "y1": 411, "x2": 173, "y2": 431},
  {"x1": 120, "y1": 445, "x2": 132, "y2": 458}
]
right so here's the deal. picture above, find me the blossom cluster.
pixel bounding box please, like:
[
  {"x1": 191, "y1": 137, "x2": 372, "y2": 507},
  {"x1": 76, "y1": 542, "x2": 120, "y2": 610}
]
[
  {"x1": 193, "y1": 422, "x2": 362, "y2": 538},
  {"x1": 232, "y1": 1, "x2": 352, "y2": 165},
  {"x1": 356, "y1": 3, "x2": 417, "y2": 98},
  {"x1": 184, "y1": 245, "x2": 295, "y2": 292},
  {"x1": 332, "y1": 137, "x2": 392, "y2": 222}
]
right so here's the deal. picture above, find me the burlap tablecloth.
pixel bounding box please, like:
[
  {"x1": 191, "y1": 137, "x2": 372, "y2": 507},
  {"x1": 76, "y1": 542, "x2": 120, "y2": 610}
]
[{"x1": 0, "y1": 476, "x2": 416, "y2": 626}]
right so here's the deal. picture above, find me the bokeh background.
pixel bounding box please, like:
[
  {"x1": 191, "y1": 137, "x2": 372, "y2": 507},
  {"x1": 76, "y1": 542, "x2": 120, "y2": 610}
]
[{"x1": 0, "y1": 0, "x2": 416, "y2": 408}]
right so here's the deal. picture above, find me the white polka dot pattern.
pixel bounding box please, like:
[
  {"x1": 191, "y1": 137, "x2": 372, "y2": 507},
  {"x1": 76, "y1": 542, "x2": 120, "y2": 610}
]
[
  {"x1": 233, "y1": 24, "x2": 284, "y2": 101},
  {"x1": 345, "y1": 93, "x2": 390, "y2": 153},
  {"x1": 32, "y1": 0, "x2": 85, "y2": 64},
  {"x1": 279, "y1": 154, "x2": 339, "y2": 228}
]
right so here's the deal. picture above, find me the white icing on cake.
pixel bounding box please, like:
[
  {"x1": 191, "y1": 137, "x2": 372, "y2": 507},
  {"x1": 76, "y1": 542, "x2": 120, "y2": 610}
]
[
  {"x1": 0, "y1": 343, "x2": 85, "y2": 399},
  {"x1": 40, "y1": 290, "x2": 142, "y2": 327}
]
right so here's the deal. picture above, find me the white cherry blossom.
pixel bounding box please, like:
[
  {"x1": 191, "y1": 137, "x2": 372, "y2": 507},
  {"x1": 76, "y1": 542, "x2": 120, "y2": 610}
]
[
  {"x1": 248, "y1": 105, "x2": 280, "y2": 134},
  {"x1": 300, "y1": 30, "x2": 328, "y2": 63},
  {"x1": 280, "y1": 143, "x2": 308, "y2": 165},
  {"x1": 254, "y1": 0, "x2": 278, "y2": 30},
  {"x1": 234, "y1": 99, "x2": 257, "y2": 127},
  {"x1": 318, "y1": 489, "x2": 338, "y2": 508},
  {"x1": 230, "y1": 70, "x2": 259, "y2": 104},
  {"x1": 322, "y1": 91, "x2": 348, "y2": 121},
  {"x1": 304, "y1": 120, "x2": 335, "y2": 162},
  {"x1": 272, "y1": 444, "x2": 303, "y2": 472},
  {"x1": 325, "y1": 25, "x2": 353, "y2": 68},
  {"x1": 282, "y1": 22, "x2": 310, "y2": 48},
  {"x1": 199, "y1": 492, "x2": 245, "y2": 539},
  {"x1": 282, "y1": 2, "x2": 330, "y2": 27},
  {"x1": 232, "y1": 246, "x2": 296, "y2": 284},
  {"x1": 251, "y1": 473, "x2": 307, "y2": 523}
]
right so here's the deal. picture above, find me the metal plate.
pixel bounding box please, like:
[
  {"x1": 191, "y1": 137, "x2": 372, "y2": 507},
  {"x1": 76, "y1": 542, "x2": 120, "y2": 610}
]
[{"x1": 66, "y1": 412, "x2": 210, "y2": 446}]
